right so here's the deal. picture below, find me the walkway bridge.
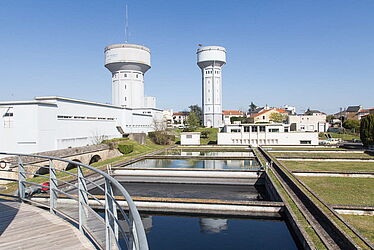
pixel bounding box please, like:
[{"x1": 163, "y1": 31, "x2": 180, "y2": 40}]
[{"x1": 0, "y1": 152, "x2": 148, "y2": 250}]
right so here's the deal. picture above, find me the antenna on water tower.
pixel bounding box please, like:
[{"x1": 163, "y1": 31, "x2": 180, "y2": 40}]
[{"x1": 124, "y1": 4, "x2": 129, "y2": 43}]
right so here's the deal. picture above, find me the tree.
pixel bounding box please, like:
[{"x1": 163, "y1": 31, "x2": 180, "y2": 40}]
[
  {"x1": 326, "y1": 115, "x2": 336, "y2": 122},
  {"x1": 360, "y1": 114, "x2": 374, "y2": 146},
  {"x1": 269, "y1": 112, "x2": 287, "y2": 123},
  {"x1": 249, "y1": 102, "x2": 257, "y2": 112},
  {"x1": 189, "y1": 105, "x2": 202, "y2": 126},
  {"x1": 343, "y1": 119, "x2": 360, "y2": 132},
  {"x1": 185, "y1": 112, "x2": 200, "y2": 131}
]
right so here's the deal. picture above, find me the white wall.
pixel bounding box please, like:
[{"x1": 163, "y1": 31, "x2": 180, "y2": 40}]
[
  {"x1": 218, "y1": 124, "x2": 318, "y2": 146},
  {"x1": 181, "y1": 132, "x2": 201, "y2": 145}
]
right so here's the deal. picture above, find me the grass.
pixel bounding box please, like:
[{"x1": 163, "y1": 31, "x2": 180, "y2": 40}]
[
  {"x1": 0, "y1": 138, "x2": 169, "y2": 196},
  {"x1": 267, "y1": 169, "x2": 326, "y2": 249},
  {"x1": 319, "y1": 132, "x2": 360, "y2": 141},
  {"x1": 280, "y1": 161, "x2": 374, "y2": 172},
  {"x1": 271, "y1": 152, "x2": 374, "y2": 159},
  {"x1": 264, "y1": 147, "x2": 347, "y2": 151},
  {"x1": 342, "y1": 215, "x2": 374, "y2": 244},
  {"x1": 299, "y1": 176, "x2": 374, "y2": 206}
]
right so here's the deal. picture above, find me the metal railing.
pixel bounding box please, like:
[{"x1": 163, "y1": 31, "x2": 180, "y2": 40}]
[{"x1": 0, "y1": 152, "x2": 149, "y2": 250}]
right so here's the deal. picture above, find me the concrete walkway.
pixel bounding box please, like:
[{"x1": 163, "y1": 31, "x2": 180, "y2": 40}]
[{"x1": 0, "y1": 199, "x2": 94, "y2": 250}]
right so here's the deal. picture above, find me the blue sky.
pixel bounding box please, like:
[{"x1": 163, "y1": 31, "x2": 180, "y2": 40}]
[{"x1": 0, "y1": 0, "x2": 373, "y2": 114}]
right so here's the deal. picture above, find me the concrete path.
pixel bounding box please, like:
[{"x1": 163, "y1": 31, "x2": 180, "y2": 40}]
[{"x1": 0, "y1": 199, "x2": 94, "y2": 250}]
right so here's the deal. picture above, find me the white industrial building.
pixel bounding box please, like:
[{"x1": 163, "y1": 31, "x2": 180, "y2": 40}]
[
  {"x1": 288, "y1": 112, "x2": 329, "y2": 132},
  {"x1": 197, "y1": 46, "x2": 226, "y2": 128},
  {"x1": 0, "y1": 44, "x2": 163, "y2": 154},
  {"x1": 217, "y1": 124, "x2": 318, "y2": 146}
]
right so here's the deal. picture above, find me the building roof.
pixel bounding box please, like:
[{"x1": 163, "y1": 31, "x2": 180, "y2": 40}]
[
  {"x1": 304, "y1": 109, "x2": 325, "y2": 115},
  {"x1": 222, "y1": 110, "x2": 243, "y2": 116},
  {"x1": 346, "y1": 105, "x2": 362, "y2": 112},
  {"x1": 173, "y1": 112, "x2": 189, "y2": 116},
  {"x1": 252, "y1": 108, "x2": 287, "y2": 117}
]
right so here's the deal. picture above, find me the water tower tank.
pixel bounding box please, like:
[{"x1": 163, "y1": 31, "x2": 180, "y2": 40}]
[{"x1": 105, "y1": 44, "x2": 151, "y2": 108}]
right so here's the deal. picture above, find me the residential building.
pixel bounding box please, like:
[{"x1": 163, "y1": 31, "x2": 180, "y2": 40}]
[
  {"x1": 354, "y1": 109, "x2": 371, "y2": 120},
  {"x1": 251, "y1": 108, "x2": 288, "y2": 123},
  {"x1": 217, "y1": 123, "x2": 318, "y2": 146},
  {"x1": 172, "y1": 112, "x2": 189, "y2": 126},
  {"x1": 222, "y1": 110, "x2": 244, "y2": 125},
  {"x1": 288, "y1": 109, "x2": 329, "y2": 132}
]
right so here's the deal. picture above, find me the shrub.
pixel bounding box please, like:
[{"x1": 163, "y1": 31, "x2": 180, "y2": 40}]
[
  {"x1": 360, "y1": 114, "x2": 374, "y2": 146},
  {"x1": 149, "y1": 131, "x2": 175, "y2": 145},
  {"x1": 117, "y1": 144, "x2": 134, "y2": 154}
]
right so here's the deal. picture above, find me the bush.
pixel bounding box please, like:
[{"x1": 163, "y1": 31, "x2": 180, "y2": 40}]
[
  {"x1": 148, "y1": 131, "x2": 175, "y2": 145},
  {"x1": 343, "y1": 119, "x2": 360, "y2": 132},
  {"x1": 117, "y1": 144, "x2": 134, "y2": 154},
  {"x1": 360, "y1": 114, "x2": 374, "y2": 146},
  {"x1": 201, "y1": 130, "x2": 210, "y2": 138}
]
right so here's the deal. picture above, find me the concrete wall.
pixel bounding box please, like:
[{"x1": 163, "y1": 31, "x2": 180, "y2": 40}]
[{"x1": 181, "y1": 132, "x2": 201, "y2": 145}]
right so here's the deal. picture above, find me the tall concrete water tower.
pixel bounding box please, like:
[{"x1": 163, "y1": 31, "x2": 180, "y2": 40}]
[
  {"x1": 105, "y1": 44, "x2": 151, "y2": 108},
  {"x1": 197, "y1": 46, "x2": 226, "y2": 128}
]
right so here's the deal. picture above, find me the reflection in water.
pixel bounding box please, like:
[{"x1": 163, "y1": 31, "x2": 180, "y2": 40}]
[
  {"x1": 128, "y1": 159, "x2": 260, "y2": 170},
  {"x1": 200, "y1": 218, "x2": 228, "y2": 233},
  {"x1": 162, "y1": 150, "x2": 255, "y2": 157},
  {"x1": 134, "y1": 214, "x2": 298, "y2": 250}
]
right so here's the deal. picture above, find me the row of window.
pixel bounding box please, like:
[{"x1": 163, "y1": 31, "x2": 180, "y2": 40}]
[
  {"x1": 113, "y1": 73, "x2": 142, "y2": 79},
  {"x1": 125, "y1": 124, "x2": 151, "y2": 127},
  {"x1": 231, "y1": 139, "x2": 280, "y2": 145},
  {"x1": 205, "y1": 70, "x2": 220, "y2": 74},
  {"x1": 57, "y1": 115, "x2": 115, "y2": 121}
]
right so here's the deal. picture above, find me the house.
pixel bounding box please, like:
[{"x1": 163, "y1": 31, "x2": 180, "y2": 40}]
[
  {"x1": 345, "y1": 105, "x2": 363, "y2": 120},
  {"x1": 288, "y1": 109, "x2": 328, "y2": 132},
  {"x1": 251, "y1": 108, "x2": 288, "y2": 123},
  {"x1": 217, "y1": 123, "x2": 318, "y2": 146},
  {"x1": 172, "y1": 112, "x2": 189, "y2": 127},
  {"x1": 354, "y1": 109, "x2": 371, "y2": 120},
  {"x1": 370, "y1": 108, "x2": 374, "y2": 115},
  {"x1": 222, "y1": 110, "x2": 244, "y2": 125}
]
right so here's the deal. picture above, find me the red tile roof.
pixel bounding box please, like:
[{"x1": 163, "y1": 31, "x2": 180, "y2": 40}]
[{"x1": 222, "y1": 110, "x2": 243, "y2": 116}]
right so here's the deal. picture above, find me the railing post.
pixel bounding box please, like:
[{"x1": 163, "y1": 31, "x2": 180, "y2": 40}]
[
  {"x1": 49, "y1": 159, "x2": 57, "y2": 214},
  {"x1": 78, "y1": 165, "x2": 88, "y2": 233},
  {"x1": 105, "y1": 178, "x2": 118, "y2": 250},
  {"x1": 17, "y1": 156, "x2": 26, "y2": 200}
]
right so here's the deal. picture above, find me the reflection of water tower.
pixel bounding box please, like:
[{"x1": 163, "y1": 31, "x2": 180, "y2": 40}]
[
  {"x1": 203, "y1": 160, "x2": 224, "y2": 169},
  {"x1": 197, "y1": 46, "x2": 227, "y2": 128},
  {"x1": 104, "y1": 44, "x2": 153, "y2": 108},
  {"x1": 200, "y1": 218, "x2": 228, "y2": 233}
]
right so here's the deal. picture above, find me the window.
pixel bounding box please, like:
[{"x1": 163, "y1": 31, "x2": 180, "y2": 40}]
[
  {"x1": 284, "y1": 127, "x2": 289, "y2": 132},
  {"x1": 231, "y1": 129, "x2": 240, "y2": 133},
  {"x1": 136, "y1": 74, "x2": 138, "y2": 78},
  {"x1": 269, "y1": 128, "x2": 279, "y2": 132},
  {"x1": 259, "y1": 126, "x2": 266, "y2": 132},
  {"x1": 244, "y1": 126, "x2": 250, "y2": 132},
  {"x1": 251, "y1": 126, "x2": 258, "y2": 132},
  {"x1": 124, "y1": 74, "x2": 127, "y2": 77},
  {"x1": 300, "y1": 140, "x2": 312, "y2": 145},
  {"x1": 262, "y1": 116, "x2": 265, "y2": 120},
  {"x1": 186, "y1": 135, "x2": 192, "y2": 139},
  {"x1": 4, "y1": 113, "x2": 13, "y2": 117}
]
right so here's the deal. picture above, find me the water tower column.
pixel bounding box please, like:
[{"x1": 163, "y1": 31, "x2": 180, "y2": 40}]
[{"x1": 197, "y1": 46, "x2": 226, "y2": 128}]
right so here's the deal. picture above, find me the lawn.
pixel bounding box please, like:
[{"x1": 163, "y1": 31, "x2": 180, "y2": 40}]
[
  {"x1": 342, "y1": 215, "x2": 374, "y2": 244},
  {"x1": 271, "y1": 152, "x2": 374, "y2": 159},
  {"x1": 280, "y1": 161, "x2": 374, "y2": 172},
  {"x1": 299, "y1": 176, "x2": 374, "y2": 206},
  {"x1": 0, "y1": 138, "x2": 168, "y2": 196},
  {"x1": 264, "y1": 147, "x2": 347, "y2": 151}
]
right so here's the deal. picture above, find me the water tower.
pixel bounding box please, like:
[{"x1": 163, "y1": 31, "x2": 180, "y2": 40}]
[
  {"x1": 104, "y1": 44, "x2": 151, "y2": 108},
  {"x1": 197, "y1": 46, "x2": 226, "y2": 128}
]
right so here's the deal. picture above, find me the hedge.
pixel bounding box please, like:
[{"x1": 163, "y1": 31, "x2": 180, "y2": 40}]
[{"x1": 117, "y1": 144, "x2": 134, "y2": 154}]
